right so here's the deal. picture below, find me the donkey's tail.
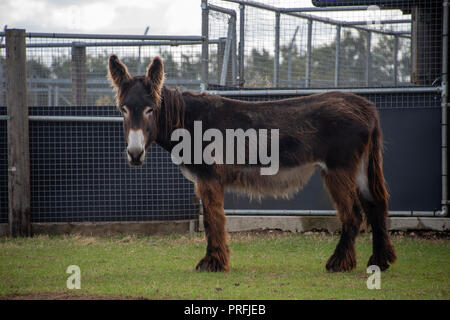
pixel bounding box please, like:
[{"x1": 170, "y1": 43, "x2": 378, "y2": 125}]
[{"x1": 367, "y1": 120, "x2": 389, "y2": 206}]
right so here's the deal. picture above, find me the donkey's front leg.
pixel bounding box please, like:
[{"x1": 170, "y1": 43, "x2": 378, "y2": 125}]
[{"x1": 195, "y1": 180, "x2": 230, "y2": 272}]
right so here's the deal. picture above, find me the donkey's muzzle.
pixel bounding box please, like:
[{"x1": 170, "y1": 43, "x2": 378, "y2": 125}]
[
  {"x1": 127, "y1": 148, "x2": 145, "y2": 166},
  {"x1": 126, "y1": 129, "x2": 146, "y2": 166}
]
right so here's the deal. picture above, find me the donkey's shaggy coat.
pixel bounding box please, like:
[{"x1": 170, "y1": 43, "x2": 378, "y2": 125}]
[{"x1": 108, "y1": 55, "x2": 396, "y2": 272}]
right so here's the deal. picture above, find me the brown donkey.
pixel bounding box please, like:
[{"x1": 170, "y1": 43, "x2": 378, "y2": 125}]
[{"x1": 108, "y1": 55, "x2": 397, "y2": 272}]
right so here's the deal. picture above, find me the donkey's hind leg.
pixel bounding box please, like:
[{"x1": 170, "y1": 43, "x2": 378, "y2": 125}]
[
  {"x1": 322, "y1": 169, "x2": 362, "y2": 272},
  {"x1": 195, "y1": 180, "x2": 230, "y2": 272},
  {"x1": 358, "y1": 193, "x2": 396, "y2": 271}
]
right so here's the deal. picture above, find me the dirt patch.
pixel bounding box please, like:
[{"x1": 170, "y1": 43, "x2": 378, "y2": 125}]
[{"x1": 0, "y1": 292, "x2": 148, "y2": 300}]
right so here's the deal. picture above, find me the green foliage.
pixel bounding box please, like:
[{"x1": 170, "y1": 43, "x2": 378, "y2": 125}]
[
  {"x1": 27, "y1": 58, "x2": 52, "y2": 79},
  {"x1": 245, "y1": 48, "x2": 275, "y2": 87}
]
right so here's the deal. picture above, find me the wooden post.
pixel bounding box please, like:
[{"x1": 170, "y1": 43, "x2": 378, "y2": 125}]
[
  {"x1": 0, "y1": 57, "x2": 5, "y2": 106},
  {"x1": 71, "y1": 42, "x2": 86, "y2": 106},
  {"x1": 6, "y1": 29, "x2": 31, "y2": 237}
]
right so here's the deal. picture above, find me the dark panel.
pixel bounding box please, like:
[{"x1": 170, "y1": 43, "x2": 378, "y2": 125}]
[{"x1": 224, "y1": 92, "x2": 441, "y2": 212}]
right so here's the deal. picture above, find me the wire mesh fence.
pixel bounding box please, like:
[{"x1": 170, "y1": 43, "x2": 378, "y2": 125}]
[
  {"x1": 0, "y1": 33, "x2": 204, "y2": 107},
  {"x1": 207, "y1": 0, "x2": 444, "y2": 89},
  {"x1": 0, "y1": 105, "x2": 200, "y2": 223},
  {"x1": 0, "y1": 33, "x2": 204, "y2": 223},
  {"x1": 0, "y1": 0, "x2": 447, "y2": 224}
]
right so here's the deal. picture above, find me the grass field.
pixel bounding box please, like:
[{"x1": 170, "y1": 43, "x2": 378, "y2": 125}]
[{"x1": 0, "y1": 231, "x2": 448, "y2": 300}]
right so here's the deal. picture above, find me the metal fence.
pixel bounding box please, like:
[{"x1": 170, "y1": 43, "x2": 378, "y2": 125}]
[
  {"x1": 0, "y1": 32, "x2": 206, "y2": 107},
  {"x1": 204, "y1": 0, "x2": 443, "y2": 89},
  {"x1": 214, "y1": 89, "x2": 443, "y2": 216},
  {"x1": 0, "y1": 32, "x2": 205, "y2": 224},
  {"x1": 202, "y1": 0, "x2": 448, "y2": 217},
  {"x1": 0, "y1": 104, "x2": 201, "y2": 224},
  {"x1": 0, "y1": 0, "x2": 448, "y2": 228}
]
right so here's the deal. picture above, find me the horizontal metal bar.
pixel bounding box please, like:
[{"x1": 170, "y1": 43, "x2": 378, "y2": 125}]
[
  {"x1": 208, "y1": 4, "x2": 236, "y2": 17},
  {"x1": 0, "y1": 115, "x2": 9, "y2": 120},
  {"x1": 0, "y1": 32, "x2": 205, "y2": 42},
  {"x1": 207, "y1": 86, "x2": 442, "y2": 96},
  {"x1": 279, "y1": 6, "x2": 372, "y2": 12},
  {"x1": 16, "y1": 32, "x2": 205, "y2": 41},
  {"x1": 0, "y1": 40, "x2": 208, "y2": 49},
  {"x1": 0, "y1": 78, "x2": 201, "y2": 85},
  {"x1": 342, "y1": 19, "x2": 411, "y2": 26},
  {"x1": 226, "y1": 209, "x2": 336, "y2": 215},
  {"x1": 224, "y1": 209, "x2": 439, "y2": 217},
  {"x1": 391, "y1": 31, "x2": 411, "y2": 35},
  {"x1": 28, "y1": 116, "x2": 123, "y2": 122}
]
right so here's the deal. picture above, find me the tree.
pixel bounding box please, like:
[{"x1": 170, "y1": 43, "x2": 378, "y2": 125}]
[
  {"x1": 245, "y1": 48, "x2": 274, "y2": 87},
  {"x1": 51, "y1": 55, "x2": 71, "y2": 79},
  {"x1": 27, "y1": 58, "x2": 51, "y2": 79}
]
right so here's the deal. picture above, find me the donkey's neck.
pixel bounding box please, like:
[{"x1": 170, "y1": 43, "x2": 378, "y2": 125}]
[{"x1": 155, "y1": 87, "x2": 222, "y2": 153}]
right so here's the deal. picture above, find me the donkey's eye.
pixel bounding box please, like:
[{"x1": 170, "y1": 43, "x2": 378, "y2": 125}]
[
  {"x1": 145, "y1": 107, "x2": 154, "y2": 115},
  {"x1": 121, "y1": 107, "x2": 128, "y2": 115}
]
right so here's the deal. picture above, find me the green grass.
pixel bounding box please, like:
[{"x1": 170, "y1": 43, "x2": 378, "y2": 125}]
[{"x1": 0, "y1": 232, "x2": 448, "y2": 299}]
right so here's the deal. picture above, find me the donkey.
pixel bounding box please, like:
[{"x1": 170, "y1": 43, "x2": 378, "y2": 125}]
[{"x1": 107, "y1": 55, "x2": 396, "y2": 273}]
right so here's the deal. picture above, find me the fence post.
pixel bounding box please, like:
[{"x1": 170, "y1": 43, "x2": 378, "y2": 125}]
[
  {"x1": 218, "y1": 37, "x2": 225, "y2": 83},
  {"x1": 334, "y1": 25, "x2": 341, "y2": 87},
  {"x1": 287, "y1": 26, "x2": 300, "y2": 86},
  {"x1": 54, "y1": 85, "x2": 59, "y2": 106},
  {"x1": 218, "y1": 37, "x2": 233, "y2": 86},
  {"x1": 6, "y1": 29, "x2": 31, "y2": 237},
  {"x1": 365, "y1": 31, "x2": 372, "y2": 86},
  {"x1": 201, "y1": 0, "x2": 209, "y2": 91},
  {"x1": 274, "y1": 11, "x2": 280, "y2": 87},
  {"x1": 0, "y1": 54, "x2": 5, "y2": 106},
  {"x1": 239, "y1": 3, "x2": 245, "y2": 87},
  {"x1": 441, "y1": 0, "x2": 449, "y2": 216},
  {"x1": 305, "y1": 19, "x2": 313, "y2": 88},
  {"x1": 393, "y1": 35, "x2": 399, "y2": 86},
  {"x1": 231, "y1": 15, "x2": 237, "y2": 86},
  {"x1": 71, "y1": 42, "x2": 86, "y2": 106}
]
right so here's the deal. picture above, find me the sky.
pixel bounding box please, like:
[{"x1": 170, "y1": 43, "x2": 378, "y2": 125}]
[
  {"x1": 0, "y1": 0, "x2": 405, "y2": 37},
  {"x1": 0, "y1": 0, "x2": 204, "y2": 35}
]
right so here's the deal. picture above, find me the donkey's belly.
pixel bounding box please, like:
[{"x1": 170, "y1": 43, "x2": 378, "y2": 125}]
[
  {"x1": 225, "y1": 163, "x2": 318, "y2": 199},
  {"x1": 179, "y1": 163, "x2": 321, "y2": 200}
]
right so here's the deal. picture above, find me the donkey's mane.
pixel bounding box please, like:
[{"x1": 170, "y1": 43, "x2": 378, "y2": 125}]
[{"x1": 160, "y1": 85, "x2": 186, "y2": 137}]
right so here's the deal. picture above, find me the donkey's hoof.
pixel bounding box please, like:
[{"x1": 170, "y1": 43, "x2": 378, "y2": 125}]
[
  {"x1": 367, "y1": 255, "x2": 390, "y2": 271},
  {"x1": 196, "y1": 255, "x2": 229, "y2": 272},
  {"x1": 326, "y1": 252, "x2": 356, "y2": 272}
]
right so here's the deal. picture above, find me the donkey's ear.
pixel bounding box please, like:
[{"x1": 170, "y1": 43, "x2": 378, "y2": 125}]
[
  {"x1": 145, "y1": 56, "x2": 165, "y2": 95},
  {"x1": 108, "y1": 54, "x2": 131, "y2": 88}
]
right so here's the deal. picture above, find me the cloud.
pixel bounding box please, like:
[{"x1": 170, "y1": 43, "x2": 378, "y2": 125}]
[{"x1": 0, "y1": 0, "x2": 201, "y2": 35}]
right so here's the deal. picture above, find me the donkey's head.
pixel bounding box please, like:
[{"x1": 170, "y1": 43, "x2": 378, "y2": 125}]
[{"x1": 108, "y1": 54, "x2": 164, "y2": 166}]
